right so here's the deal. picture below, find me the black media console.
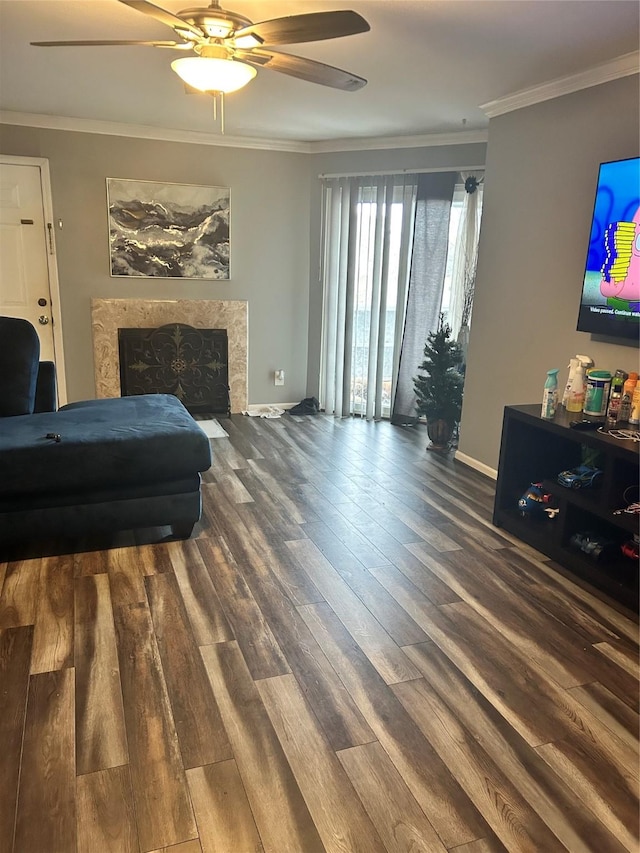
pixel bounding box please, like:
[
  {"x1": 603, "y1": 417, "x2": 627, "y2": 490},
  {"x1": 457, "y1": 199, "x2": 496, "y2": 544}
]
[{"x1": 493, "y1": 404, "x2": 639, "y2": 610}]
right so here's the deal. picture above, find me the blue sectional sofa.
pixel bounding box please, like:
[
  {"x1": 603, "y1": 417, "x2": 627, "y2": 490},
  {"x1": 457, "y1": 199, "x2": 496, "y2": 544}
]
[{"x1": 0, "y1": 317, "x2": 211, "y2": 546}]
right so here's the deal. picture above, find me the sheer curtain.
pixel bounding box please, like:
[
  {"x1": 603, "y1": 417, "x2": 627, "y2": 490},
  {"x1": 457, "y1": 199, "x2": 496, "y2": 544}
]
[
  {"x1": 447, "y1": 172, "x2": 484, "y2": 360},
  {"x1": 391, "y1": 172, "x2": 457, "y2": 424},
  {"x1": 319, "y1": 174, "x2": 418, "y2": 420}
]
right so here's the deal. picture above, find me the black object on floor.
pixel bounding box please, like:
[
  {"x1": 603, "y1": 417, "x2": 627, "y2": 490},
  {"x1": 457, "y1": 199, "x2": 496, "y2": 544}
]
[{"x1": 288, "y1": 397, "x2": 320, "y2": 415}]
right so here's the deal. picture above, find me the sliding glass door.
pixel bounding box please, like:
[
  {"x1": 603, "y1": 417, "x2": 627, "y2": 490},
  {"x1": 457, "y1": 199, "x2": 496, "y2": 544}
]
[
  {"x1": 320, "y1": 176, "x2": 416, "y2": 419},
  {"x1": 319, "y1": 171, "x2": 482, "y2": 422}
]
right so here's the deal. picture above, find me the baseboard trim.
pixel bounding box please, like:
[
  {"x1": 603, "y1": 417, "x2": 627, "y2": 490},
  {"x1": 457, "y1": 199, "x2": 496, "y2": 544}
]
[{"x1": 454, "y1": 450, "x2": 498, "y2": 480}]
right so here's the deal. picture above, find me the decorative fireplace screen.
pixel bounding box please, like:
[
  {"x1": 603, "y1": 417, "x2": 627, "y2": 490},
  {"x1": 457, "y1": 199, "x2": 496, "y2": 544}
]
[{"x1": 118, "y1": 323, "x2": 230, "y2": 415}]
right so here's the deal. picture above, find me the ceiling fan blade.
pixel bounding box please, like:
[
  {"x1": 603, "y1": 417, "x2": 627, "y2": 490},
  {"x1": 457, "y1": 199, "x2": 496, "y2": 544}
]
[
  {"x1": 118, "y1": 0, "x2": 205, "y2": 38},
  {"x1": 30, "y1": 39, "x2": 190, "y2": 48},
  {"x1": 236, "y1": 48, "x2": 366, "y2": 91},
  {"x1": 233, "y1": 10, "x2": 369, "y2": 46}
]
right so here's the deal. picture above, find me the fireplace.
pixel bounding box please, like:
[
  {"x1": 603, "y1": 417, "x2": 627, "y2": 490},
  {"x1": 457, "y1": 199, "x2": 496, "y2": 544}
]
[
  {"x1": 91, "y1": 299, "x2": 248, "y2": 413},
  {"x1": 118, "y1": 323, "x2": 230, "y2": 415}
]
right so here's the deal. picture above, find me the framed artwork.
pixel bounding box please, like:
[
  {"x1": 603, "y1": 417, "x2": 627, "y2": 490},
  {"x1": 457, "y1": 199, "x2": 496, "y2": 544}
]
[{"x1": 107, "y1": 178, "x2": 230, "y2": 279}]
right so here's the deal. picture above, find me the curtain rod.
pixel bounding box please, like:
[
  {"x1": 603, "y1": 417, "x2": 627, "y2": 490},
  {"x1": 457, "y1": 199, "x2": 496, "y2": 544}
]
[{"x1": 318, "y1": 165, "x2": 485, "y2": 179}]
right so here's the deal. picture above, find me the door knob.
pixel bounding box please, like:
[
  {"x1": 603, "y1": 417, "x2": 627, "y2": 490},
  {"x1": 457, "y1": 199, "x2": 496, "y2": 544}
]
[{"x1": 38, "y1": 315, "x2": 50, "y2": 325}]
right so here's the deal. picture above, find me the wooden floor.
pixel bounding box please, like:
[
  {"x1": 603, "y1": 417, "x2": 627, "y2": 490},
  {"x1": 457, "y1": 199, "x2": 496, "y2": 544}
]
[{"x1": 1, "y1": 413, "x2": 638, "y2": 853}]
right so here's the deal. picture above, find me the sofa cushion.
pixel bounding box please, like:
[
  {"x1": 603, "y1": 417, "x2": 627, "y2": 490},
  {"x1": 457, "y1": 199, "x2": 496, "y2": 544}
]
[
  {"x1": 0, "y1": 317, "x2": 40, "y2": 417},
  {"x1": 0, "y1": 394, "x2": 211, "y2": 499}
]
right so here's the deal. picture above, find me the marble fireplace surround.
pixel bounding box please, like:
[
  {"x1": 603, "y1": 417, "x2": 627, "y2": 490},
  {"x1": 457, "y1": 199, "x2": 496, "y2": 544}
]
[{"x1": 91, "y1": 298, "x2": 248, "y2": 413}]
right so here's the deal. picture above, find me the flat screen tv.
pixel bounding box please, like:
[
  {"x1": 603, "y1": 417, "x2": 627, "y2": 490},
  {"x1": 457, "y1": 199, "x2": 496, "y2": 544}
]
[{"x1": 576, "y1": 156, "x2": 640, "y2": 341}]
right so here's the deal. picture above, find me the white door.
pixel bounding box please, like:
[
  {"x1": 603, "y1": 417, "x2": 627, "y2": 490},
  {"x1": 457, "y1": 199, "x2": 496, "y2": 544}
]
[{"x1": 0, "y1": 157, "x2": 66, "y2": 401}]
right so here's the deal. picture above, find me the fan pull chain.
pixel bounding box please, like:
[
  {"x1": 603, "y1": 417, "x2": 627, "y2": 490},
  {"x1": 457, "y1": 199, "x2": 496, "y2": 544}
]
[{"x1": 211, "y1": 93, "x2": 226, "y2": 134}]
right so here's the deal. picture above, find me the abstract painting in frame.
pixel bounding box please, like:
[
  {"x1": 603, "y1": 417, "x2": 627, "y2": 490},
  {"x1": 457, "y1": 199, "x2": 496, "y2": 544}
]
[{"x1": 107, "y1": 178, "x2": 230, "y2": 279}]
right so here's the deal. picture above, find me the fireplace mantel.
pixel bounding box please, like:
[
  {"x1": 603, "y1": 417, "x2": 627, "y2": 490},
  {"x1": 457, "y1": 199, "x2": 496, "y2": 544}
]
[{"x1": 91, "y1": 298, "x2": 248, "y2": 413}]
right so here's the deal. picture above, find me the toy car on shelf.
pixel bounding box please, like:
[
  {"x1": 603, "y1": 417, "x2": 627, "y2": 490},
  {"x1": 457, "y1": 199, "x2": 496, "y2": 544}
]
[
  {"x1": 518, "y1": 483, "x2": 558, "y2": 518},
  {"x1": 621, "y1": 538, "x2": 640, "y2": 560},
  {"x1": 569, "y1": 531, "x2": 617, "y2": 562},
  {"x1": 557, "y1": 464, "x2": 603, "y2": 490}
]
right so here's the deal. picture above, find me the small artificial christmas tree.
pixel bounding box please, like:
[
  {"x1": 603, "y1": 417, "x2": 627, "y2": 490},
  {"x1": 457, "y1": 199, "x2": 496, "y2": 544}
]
[{"x1": 414, "y1": 314, "x2": 464, "y2": 448}]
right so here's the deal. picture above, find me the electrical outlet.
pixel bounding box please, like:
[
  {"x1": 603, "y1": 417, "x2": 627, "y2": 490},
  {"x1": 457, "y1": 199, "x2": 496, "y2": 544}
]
[{"x1": 274, "y1": 369, "x2": 285, "y2": 386}]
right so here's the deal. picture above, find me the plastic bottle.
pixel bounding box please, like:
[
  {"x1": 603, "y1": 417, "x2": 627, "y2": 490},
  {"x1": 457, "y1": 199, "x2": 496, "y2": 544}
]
[
  {"x1": 566, "y1": 361, "x2": 586, "y2": 413},
  {"x1": 541, "y1": 369, "x2": 559, "y2": 419},
  {"x1": 629, "y1": 383, "x2": 640, "y2": 425},
  {"x1": 618, "y1": 372, "x2": 638, "y2": 423},
  {"x1": 562, "y1": 355, "x2": 594, "y2": 408},
  {"x1": 561, "y1": 358, "x2": 579, "y2": 408},
  {"x1": 606, "y1": 370, "x2": 628, "y2": 423}
]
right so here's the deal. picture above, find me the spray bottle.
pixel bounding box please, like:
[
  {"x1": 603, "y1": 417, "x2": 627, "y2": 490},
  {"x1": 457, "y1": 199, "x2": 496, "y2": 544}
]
[
  {"x1": 541, "y1": 369, "x2": 559, "y2": 419},
  {"x1": 566, "y1": 360, "x2": 587, "y2": 413},
  {"x1": 562, "y1": 355, "x2": 594, "y2": 407},
  {"x1": 561, "y1": 358, "x2": 579, "y2": 408}
]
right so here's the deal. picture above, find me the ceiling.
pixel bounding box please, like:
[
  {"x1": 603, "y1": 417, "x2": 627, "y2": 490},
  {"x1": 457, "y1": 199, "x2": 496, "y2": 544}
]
[{"x1": 0, "y1": 0, "x2": 638, "y2": 147}]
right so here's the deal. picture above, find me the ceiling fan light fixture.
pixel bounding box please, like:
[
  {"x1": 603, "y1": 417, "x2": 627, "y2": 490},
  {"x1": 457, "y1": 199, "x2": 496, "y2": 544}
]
[{"x1": 171, "y1": 55, "x2": 256, "y2": 93}]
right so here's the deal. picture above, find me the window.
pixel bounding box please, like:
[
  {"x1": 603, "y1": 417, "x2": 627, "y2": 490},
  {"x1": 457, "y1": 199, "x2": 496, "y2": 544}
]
[
  {"x1": 350, "y1": 195, "x2": 408, "y2": 415},
  {"x1": 440, "y1": 185, "x2": 466, "y2": 319},
  {"x1": 319, "y1": 171, "x2": 481, "y2": 421},
  {"x1": 320, "y1": 177, "x2": 417, "y2": 419}
]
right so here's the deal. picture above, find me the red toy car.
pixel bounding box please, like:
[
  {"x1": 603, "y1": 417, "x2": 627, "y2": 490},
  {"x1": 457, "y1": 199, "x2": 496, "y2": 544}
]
[{"x1": 621, "y1": 538, "x2": 640, "y2": 560}]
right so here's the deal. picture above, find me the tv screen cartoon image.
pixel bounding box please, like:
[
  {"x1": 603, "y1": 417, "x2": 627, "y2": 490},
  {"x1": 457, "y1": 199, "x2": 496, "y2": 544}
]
[{"x1": 577, "y1": 156, "x2": 640, "y2": 341}]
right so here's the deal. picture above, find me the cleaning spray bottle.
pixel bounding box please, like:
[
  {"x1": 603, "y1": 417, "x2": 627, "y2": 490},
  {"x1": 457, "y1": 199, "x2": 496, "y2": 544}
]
[
  {"x1": 562, "y1": 358, "x2": 578, "y2": 408},
  {"x1": 566, "y1": 360, "x2": 587, "y2": 413},
  {"x1": 541, "y1": 369, "x2": 559, "y2": 419},
  {"x1": 562, "y1": 355, "x2": 594, "y2": 407}
]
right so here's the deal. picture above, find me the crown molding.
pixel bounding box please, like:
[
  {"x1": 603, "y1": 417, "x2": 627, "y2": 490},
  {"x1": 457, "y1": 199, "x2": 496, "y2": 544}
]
[
  {"x1": 0, "y1": 111, "x2": 311, "y2": 153},
  {"x1": 481, "y1": 51, "x2": 639, "y2": 118},
  {"x1": 0, "y1": 110, "x2": 487, "y2": 154},
  {"x1": 308, "y1": 129, "x2": 488, "y2": 153},
  {"x1": 2, "y1": 52, "x2": 636, "y2": 149}
]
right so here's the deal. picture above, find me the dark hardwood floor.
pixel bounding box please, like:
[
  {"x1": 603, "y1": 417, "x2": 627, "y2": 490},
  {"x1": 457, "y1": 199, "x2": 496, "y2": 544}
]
[{"x1": 1, "y1": 413, "x2": 638, "y2": 853}]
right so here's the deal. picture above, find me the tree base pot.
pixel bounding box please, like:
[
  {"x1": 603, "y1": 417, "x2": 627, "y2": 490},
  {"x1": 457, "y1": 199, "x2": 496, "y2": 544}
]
[{"x1": 426, "y1": 418, "x2": 454, "y2": 451}]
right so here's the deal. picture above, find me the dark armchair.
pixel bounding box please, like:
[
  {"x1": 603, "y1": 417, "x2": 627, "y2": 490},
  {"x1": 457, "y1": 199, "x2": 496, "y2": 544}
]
[{"x1": 0, "y1": 316, "x2": 57, "y2": 416}]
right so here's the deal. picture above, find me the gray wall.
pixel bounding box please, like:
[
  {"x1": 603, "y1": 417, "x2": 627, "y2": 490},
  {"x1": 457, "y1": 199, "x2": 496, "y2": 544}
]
[
  {"x1": 459, "y1": 74, "x2": 640, "y2": 472},
  {"x1": 0, "y1": 124, "x2": 311, "y2": 405},
  {"x1": 0, "y1": 123, "x2": 486, "y2": 409}
]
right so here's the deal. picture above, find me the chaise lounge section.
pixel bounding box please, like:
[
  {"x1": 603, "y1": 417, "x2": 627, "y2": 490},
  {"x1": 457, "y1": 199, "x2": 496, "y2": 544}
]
[{"x1": 0, "y1": 317, "x2": 212, "y2": 546}]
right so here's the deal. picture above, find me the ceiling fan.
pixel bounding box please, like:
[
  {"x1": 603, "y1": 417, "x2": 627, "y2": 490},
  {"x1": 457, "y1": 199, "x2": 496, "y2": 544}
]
[{"x1": 31, "y1": 0, "x2": 370, "y2": 95}]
